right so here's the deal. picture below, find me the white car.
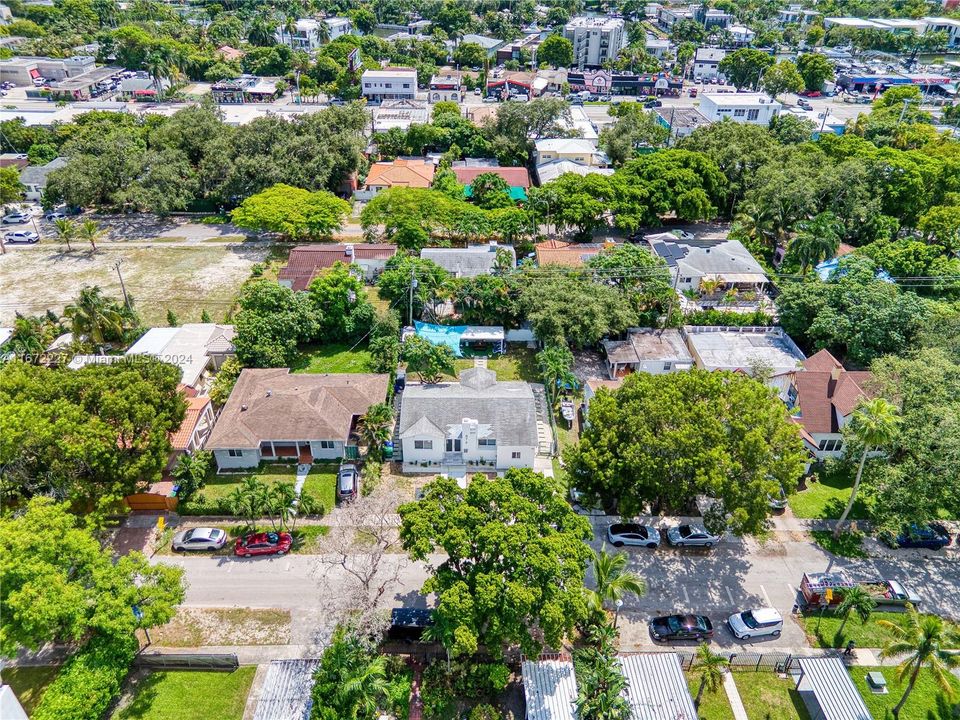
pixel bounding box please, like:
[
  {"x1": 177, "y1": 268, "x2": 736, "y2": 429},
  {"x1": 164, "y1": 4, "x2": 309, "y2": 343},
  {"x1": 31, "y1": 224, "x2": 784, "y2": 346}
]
[
  {"x1": 2, "y1": 212, "x2": 30, "y2": 224},
  {"x1": 671, "y1": 230, "x2": 695, "y2": 241},
  {"x1": 666, "y1": 524, "x2": 721, "y2": 548},
  {"x1": 607, "y1": 523, "x2": 661, "y2": 549},
  {"x1": 727, "y1": 607, "x2": 783, "y2": 640},
  {"x1": 4, "y1": 230, "x2": 38, "y2": 244},
  {"x1": 171, "y1": 527, "x2": 227, "y2": 551}
]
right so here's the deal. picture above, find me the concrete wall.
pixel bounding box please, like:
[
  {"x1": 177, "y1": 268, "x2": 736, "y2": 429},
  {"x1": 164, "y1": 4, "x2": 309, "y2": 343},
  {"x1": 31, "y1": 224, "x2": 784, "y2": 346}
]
[{"x1": 496, "y1": 444, "x2": 536, "y2": 469}]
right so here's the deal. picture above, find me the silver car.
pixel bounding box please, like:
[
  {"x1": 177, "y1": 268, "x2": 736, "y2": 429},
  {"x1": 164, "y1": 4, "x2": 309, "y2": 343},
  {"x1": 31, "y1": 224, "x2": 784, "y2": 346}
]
[
  {"x1": 171, "y1": 527, "x2": 227, "y2": 551},
  {"x1": 666, "y1": 524, "x2": 721, "y2": 548},
  {"x1": 337, "y1": 463, "x2": 358, "y2": 501}
]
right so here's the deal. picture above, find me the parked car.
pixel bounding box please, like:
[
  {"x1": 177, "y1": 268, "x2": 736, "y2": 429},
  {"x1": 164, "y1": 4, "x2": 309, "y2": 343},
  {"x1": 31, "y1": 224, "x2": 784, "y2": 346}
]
[
  {"x1": 688, "y1": 88, "x2": 698, "y2": 97},
  {"x1": 483, "y1": 96, "x2": 498, "y2": 103},
  {"x1": 4, "y1": 230, "x2": 39, "y2": 244},
  {"x1": 727, "y1": 607, "x2": 783, "y2": 640},
  {"x1": 881, "y1": 523, "x2": 952, "y2": 550},
  {"x1": 473, "y1": 87, "x2": 481, "y2": 95},
  {"x1": 607, "y1": 523, "x2": 661, "y2": 549},
  {"x1": 598, "y1": 94, "x2": 611, "y2": 102},
  {"x1": 666, "y1": 524, "x2": 721, "y2": 548},
  {"x1": 671, "y1": 230, "x2": 695, "y2": 241},
  {"x1": 171, "y1": 527, "x2": 227, "y2": 551},
  {"x1": 768, "y1": 484, "x2": 788, "y2": 511},
  {"x1": 234, "y1": 531, "x2": 292, "y2": 557},
  {"x1": 337, "y1": 463, "x2": 359, "y2": 501},
  {"x1": 649, "y1": 614, "x2": 714, "y2": 642},
  {"x1": 45, "y1": 211, "x2": 67, "y2": 221},
  {"x1": 2, "y1": 212, "x2": 29, "y2": 224},
  {"x1": 797, "y1": 98, "x2": 812, "y2": 110},
  {"x1": 644, "y1": 98, "x2": 662, "y2": 108}
]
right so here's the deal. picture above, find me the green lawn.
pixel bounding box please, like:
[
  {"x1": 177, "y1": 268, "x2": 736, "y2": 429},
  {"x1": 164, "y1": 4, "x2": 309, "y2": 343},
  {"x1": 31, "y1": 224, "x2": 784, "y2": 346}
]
[
  {"x1": 810, "y1": 529, "x2": 868, "y2": 559},
  {"x1": 852, "y1": 666, "x2": 960, "y2": 720},
  {"x1": 686, "y1": 671, "x2": 735, "y2": 720},
  {"x1": 450, "y1": 348, "x2": 539, "y2": 381},
  {"x1": 180, "y1": 463, "x2": 337, "y2": 516},
  {"x1": 292, "y1": 342, "x2": 374, "y2": 373},
  {"x1": 114, "y1": 668, "x2": 256, "y2": 720},
  {"x1": 3, "y1": 665, "x2": 60, "y2": 716},
  {"x1": 802, "y1": 610, "x2": 960, "y2": 649},
  {"x1": 788, "y1": 465, "x2": 868, "y2": 520},
  {"x1": 301, "y1": 465, "x2": 337, "y2": 511},
  {"x1": 734, "y1": 672, "x2": 812, "y2": 720}
]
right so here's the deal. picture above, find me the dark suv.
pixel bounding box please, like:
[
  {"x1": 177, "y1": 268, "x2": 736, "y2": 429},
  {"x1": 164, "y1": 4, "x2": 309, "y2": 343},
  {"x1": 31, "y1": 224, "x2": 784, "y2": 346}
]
[{"x1": 883, "y1": 523, "x2": 952, "y2": 550}]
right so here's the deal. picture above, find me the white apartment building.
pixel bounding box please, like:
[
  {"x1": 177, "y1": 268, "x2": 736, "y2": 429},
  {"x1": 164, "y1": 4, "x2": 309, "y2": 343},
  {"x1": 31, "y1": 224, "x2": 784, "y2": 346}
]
[
  {"x1": 699, "y1": 92, "x2": 782, "y2": 125},
  {"x1": 778, "y1": 5, "x2": 821, "y2": 25},
  {"x1": 563, "y1": 16, "x2": 627, "y2": 68},
  {"x1": 692, "y1": 47, "x2": 727, "y2": 81},
  {"x1": 276, "y1": 17, "x2": 353, "y2": 51},
  {"x1": 923, "y1": 16, "x2": 960, "y2": 47},
  {"x1": 360, "y1": 67, "x2": 418, "y2": 101}
]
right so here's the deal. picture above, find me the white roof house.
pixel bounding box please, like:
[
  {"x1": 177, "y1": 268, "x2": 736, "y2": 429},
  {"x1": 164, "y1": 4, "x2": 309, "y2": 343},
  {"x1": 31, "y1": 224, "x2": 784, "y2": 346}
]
[
  {"x1": 522, "y1": 657, "x2": 578, "y2": 720},
  {"x1": 534, "y1": 138, "x2": 608, "y2": 166},
  {"x1": 125, "y1": 323, "x2": 235, "y2": 387},
  {"x1": 644, "y1": 233, "x2": 768, "y2": 292},
  {"x1": 682, "y1": 326, "x2": 806, "y2": 376},
  {"x1": 535, "y1": 159, "x2": 614, "y2": 184},
  {"x1": 618, "y1": 653, "x2": 698, "y2": 720},
  {"x1": 420, "y1": 243, "x2": 515, "y2": 278}
]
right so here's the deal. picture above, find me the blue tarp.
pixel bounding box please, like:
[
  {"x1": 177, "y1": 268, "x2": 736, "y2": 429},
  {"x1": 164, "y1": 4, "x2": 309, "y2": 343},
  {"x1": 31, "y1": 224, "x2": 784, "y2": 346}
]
[
  {"x1": 414, "y1": 322, "x2": 468, "y2": 357},
  {"x1": 815, "y1": 257, "x2": 894, "y2": 284}
]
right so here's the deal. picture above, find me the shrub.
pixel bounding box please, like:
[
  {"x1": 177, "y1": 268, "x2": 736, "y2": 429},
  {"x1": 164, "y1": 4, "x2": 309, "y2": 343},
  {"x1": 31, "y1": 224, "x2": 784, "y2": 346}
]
[
  {"x1": 32, "y1": 634, "x2": 137, "y2": 720},
  {"x1": 684, "y1": 308, "x2": 772, "y2": 326},
  {"x1": 470, "y1": 704, "x2": 502, "y2": 720}
]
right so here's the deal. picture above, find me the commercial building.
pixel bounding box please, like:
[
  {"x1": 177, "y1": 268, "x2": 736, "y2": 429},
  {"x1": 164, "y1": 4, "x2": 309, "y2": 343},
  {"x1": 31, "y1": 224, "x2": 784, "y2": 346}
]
[
  {"x1": 428, "y1": 72, "x2": 462, "y2": 102},
  {"x1": 564, "y1": 16, "x2": 627, "y2": 68},
  {"x1": 922, "y1": 16, "x2": 960, "y2": 47},
  {"x1": 566, "y1": 69, "x2": 683, "y2": 95},
  {"x1": 699, "y1": 92, "x2": 782, "y2": 125},
  {"x1": 211, "y1": 75, "x2": 280, "y2": 103},
  {"x1": 0, "y1": 55, "x2": 95, "y2": 86},
  {"x1": 360, "y1": 67, "x2": 417, "y2": 101},
  {"x1": 496, "y1": 32, "x2": 544, "y2": 64},
  {"x1": 692, "y1": 47, "x2": 728, "y2": 81}
]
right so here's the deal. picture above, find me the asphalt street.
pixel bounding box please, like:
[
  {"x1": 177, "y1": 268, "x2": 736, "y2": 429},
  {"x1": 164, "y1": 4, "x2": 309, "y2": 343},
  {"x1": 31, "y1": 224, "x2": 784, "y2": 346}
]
[{"x1": 158, "y1": 525, "x2": 960, "y2": 652}]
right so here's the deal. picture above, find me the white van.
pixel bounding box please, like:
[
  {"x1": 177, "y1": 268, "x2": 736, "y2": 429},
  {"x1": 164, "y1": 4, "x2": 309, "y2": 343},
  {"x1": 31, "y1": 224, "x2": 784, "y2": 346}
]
[{"x1": 727, "y1": 607, "x2": 783, "y2": 640}]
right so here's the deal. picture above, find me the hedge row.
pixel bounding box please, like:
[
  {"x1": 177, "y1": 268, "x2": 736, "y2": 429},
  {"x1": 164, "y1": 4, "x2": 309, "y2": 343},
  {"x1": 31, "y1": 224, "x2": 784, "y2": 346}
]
[{"x1": 32, "y1": 634, "x2": 137, "y2": 720}]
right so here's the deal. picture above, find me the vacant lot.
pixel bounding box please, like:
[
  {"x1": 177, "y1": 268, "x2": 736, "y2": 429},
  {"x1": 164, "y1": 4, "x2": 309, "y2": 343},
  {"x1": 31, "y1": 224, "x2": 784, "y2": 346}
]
[
  {"x1": 114, "y1": 668, "x2": 256, "y2": 720},
  {"x1": 148, "y1": 607, "x2": 291, "y2": 647},
  {"x1": 0, "y1": 245, "x2": 268, "y2": 327}
]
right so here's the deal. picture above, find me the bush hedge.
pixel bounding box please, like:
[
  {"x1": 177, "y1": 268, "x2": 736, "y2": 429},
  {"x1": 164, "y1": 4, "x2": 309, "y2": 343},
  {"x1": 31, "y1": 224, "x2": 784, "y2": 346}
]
[{"x1": 32, "y1": 634, "x2": 137, "y2": 720}]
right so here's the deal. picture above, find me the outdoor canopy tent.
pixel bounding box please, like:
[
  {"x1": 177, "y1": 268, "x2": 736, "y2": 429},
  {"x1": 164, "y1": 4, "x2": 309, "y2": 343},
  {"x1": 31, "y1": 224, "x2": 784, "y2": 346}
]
[{"x1": 414, "y1": 321, "x2": 505, "y2": 357}]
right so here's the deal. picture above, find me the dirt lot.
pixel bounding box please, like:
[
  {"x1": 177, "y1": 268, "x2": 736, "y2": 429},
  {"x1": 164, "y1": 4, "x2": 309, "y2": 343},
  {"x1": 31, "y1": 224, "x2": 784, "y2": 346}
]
[
  {"x1": 0, "y1": 244, "x2": 269, "y2": 326},
  {"x1": 145, "y1": 607, "x2": 291, "y2": 647}
]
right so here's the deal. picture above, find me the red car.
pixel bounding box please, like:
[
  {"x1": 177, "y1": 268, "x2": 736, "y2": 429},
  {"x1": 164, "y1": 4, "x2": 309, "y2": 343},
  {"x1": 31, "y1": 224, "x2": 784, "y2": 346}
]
[{"x1": 234, "y1": 531, "x2": 292, "y2": 557}]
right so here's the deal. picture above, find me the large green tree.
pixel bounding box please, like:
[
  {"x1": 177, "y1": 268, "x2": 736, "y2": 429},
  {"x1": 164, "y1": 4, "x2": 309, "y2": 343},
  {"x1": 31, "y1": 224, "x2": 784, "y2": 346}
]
[
  {"x1": 796, "y1": 52, "x2": 835, "y2": 92},
  {"x1": 0, "y1": 497, "x2": 185, "y2": 655},
  {"x1": 565, "y1": 370, "x2": 806, "y2": 534},
  {"x1": 231, "y1": 183, "x2": 350, "y2": 240},
  {"x1": 307, "y1": 261, "x2": 374, "y2": 342},
  {"x1": 538, "y1": 33, "x2": 573, "y2": 68},
  {"x1": 398, "y1": 469, "x2": 593, "y2": 658},
  {"x1": 718, "y1": 48, "x2": 774, "y2": 90},
  {"x1": 377, "y1": 254, "x2": 450, "y2": 323},
  {"x1": 233, "y1": 280, "x2": 320, "y2": 367}
]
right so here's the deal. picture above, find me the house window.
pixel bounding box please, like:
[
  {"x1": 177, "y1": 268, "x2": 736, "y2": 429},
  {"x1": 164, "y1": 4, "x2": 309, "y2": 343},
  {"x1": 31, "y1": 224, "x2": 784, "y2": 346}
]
[
  {"x1": 511, "y1": 451, "x2": 521, "y2": 459},
  {"x1": 818, "y1": 438, "x2": 843, "y2": 452},
  {"x1": 414, "y1": 440, "x2": 433, "y2": 450},
  {"x1": 478, "y1": 438, "x2": 496, "y2": 447},
  {"x1": 662, "y1": 362, "x2": 672, "y2": 371},
  {"x1": 228, "y1": 449, "x2": 243, "y2": 457},
  {"x1": 402, "y1": 83, "x2": 410, "y2": 89},
  {"x1": 733, "y1": 109, "x2": 745, "y2": 117},
  {"x1": 681, "y1": 277, "x2": 693, "y2": 284},
  {"x1": 318, "y1": 440, "x2": 335, "y2": 449},
  {"x1": 747, "y1": 109, "x2": 760, "y2": 121}
]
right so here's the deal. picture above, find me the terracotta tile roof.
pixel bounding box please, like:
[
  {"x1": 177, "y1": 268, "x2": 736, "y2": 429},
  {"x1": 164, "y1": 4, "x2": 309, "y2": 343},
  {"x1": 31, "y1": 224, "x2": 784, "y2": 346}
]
[
  {"x1": 365, "y1": 158, "x2": 434, "y2": 189},
  {"x1": 535, "y1": 240, "x2": 612, "y2": 267},
  {"x1": 452, "y1": 166, "x2": 531, "y2": 189},
  {"x1": 278, "y1": 244, "x2": 397, "y2": 291},
  {"x1": 793, "y1": 350, "x2": 874, "y2": 434},
  {"x1": 170, "y1": 396, "x2": 211, "y2": 451},
  {"x1": 206, "y1": 369, "x2": 389, "y2": 449}
]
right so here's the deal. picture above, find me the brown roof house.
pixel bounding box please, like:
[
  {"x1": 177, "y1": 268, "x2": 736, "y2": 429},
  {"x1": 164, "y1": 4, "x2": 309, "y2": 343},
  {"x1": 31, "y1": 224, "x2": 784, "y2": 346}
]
[
  {"x1": 364, "y1": 158, "x2": 434, "y2": 194},
  {"x1": 206, "y1": 369, "x2": 389, "y2": 470},
  {"x1": 279, "y1": 243, "x2": 397, "y2": 289},
  {"x1": 535, "y1": 240, "x2": 614, "y2": 268},
  {"x1": 787, "y1": 349, "x2": 874, "y2": 460}
]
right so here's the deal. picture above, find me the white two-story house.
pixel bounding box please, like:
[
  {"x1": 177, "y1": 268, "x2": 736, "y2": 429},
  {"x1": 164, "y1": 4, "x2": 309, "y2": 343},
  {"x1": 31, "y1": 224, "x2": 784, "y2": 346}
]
[{"x1": 398, "y1": 362, "x2": 540, "y2": 472}]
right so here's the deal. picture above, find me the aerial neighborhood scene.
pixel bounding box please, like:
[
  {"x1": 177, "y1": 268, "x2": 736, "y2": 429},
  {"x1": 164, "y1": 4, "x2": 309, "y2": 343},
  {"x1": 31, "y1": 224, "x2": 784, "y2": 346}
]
[{"x1": 3, "y1": 0, "x2": 960, "y2": 718}]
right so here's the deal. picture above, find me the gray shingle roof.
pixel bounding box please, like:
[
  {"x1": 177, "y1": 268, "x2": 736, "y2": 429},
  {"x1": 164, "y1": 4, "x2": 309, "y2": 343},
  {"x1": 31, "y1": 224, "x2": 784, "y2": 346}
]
[
  {"x1": 399, "y1": 366, "x2": 538, "y2": 446},
  {"x1": 19, "y1": 157, "x2": 67, "y2": 187},
  {"x1": 420, "y1": 244, "x2": 515, "y2": 277},
  {"x1": 645, "y1": 234, "x2": 767, "y2": 280}
]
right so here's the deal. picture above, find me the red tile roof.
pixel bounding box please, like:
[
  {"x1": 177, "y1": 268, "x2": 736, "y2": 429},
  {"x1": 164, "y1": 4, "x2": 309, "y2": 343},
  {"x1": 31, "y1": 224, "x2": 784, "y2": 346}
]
[
  {"x1": 365, "y1": 158, "x2": 434, "y2": 189},
  {"x1": 452, "y1": 166, "x2": 531, "y2": 189},
  {"x1": 793, "y1": 350, "x2": 874, "y2": 434},
  {"x1": 170, "y1": 396, "x2": 211, "y2": 451},
  {"x1": 278, "y1": 244, "x2": 397, "y2": 291}
]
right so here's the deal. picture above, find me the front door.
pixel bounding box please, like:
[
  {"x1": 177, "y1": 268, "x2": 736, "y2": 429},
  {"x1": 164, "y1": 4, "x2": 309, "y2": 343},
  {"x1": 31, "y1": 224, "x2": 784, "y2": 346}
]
[{"x1": 445, "y1": 437, "x2": 461, "y2": 452}]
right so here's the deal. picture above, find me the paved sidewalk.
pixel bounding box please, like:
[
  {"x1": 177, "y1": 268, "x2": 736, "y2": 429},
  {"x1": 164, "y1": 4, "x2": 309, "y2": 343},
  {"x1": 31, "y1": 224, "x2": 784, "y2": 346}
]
[{"x1": 722, "y1": 671, "x2": 749, "y2": 720}]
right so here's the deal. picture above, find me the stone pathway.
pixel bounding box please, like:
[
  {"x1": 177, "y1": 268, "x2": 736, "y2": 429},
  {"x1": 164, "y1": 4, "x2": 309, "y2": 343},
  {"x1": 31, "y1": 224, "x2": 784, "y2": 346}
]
[
  {"x1": 722, "y1": 671, "x2": 750, "y2": 720},
  {"x1": 293, "y1": 464, "x2": 311, "y2": 496}
]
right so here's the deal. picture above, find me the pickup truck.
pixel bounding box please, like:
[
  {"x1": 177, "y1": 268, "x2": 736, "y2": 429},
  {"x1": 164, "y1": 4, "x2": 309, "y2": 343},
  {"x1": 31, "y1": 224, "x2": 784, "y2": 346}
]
[
  {"x1": 861, "y1": 579, "x2": 922, "y2": 608},
  {"x1": 799, "y1": 572, "x2": 922, "y2": 608}
]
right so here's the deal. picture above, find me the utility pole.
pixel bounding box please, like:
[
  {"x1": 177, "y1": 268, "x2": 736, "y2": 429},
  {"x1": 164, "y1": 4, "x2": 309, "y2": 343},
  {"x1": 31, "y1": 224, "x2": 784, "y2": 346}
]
[
  {"x1": 408, "y1": 266, "x2": 416, "y2": 327},
  {"x1": 113, "y1": 258, "x2": 131, "y2": 310}
]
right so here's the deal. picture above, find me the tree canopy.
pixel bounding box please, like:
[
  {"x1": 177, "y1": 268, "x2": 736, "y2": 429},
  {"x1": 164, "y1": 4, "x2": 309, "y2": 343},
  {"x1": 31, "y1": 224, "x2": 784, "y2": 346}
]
[
  {"x1": 565, "y1": 370, "x2": 806, "y2": 535},
  {"x1": 399, "y1": 469, "x2": 593, "y2": 659},
  {"x1": 231, "y1": 183, "x2": 351, "y2": 240}
]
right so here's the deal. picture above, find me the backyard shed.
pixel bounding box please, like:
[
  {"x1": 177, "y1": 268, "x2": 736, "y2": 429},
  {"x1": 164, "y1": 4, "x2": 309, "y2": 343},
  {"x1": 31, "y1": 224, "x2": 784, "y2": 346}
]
[
  {"x1": 522, "y1": 656, "x2": 578, "y2": 720},
  {"x1": 795, "y1": 657, "x2": 873, "y2": 720},
  {"x1": 618, "y1": 653, "x2": 698, "y2": 720},
  {"x1": 253, "y1": 659, "x2": 321, "y2": 720}
]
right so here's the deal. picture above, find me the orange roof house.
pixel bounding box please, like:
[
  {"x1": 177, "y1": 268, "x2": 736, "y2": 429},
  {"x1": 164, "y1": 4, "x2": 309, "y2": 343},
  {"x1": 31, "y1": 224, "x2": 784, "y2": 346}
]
[
  {"x1": 535, "y1": 240, "x2": 615, "y2": 267},
  {"x1": 364, "y1": 158, "x2": 435, "y2": 190}
]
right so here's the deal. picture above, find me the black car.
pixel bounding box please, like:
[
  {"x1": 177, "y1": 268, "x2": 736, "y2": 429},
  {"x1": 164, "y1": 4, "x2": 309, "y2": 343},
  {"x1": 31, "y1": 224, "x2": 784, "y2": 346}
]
[
  {"x1": 387, "y1": 608, "x2": 435, "y2": 641},
  {"x1": 644, "y1": 99, "x2": 663, "y2": 108},
  {"x1": 649, "y1": 614, "x2": 714, "y2": 642},
  {"x1": 883, "y1": 523, "x2": 952, "y2": 550}
]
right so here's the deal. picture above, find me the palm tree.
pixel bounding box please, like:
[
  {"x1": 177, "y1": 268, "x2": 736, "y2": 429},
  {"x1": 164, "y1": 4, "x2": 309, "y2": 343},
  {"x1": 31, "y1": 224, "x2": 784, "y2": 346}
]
[
  {"x1": 698, "y1": 276, "x2": 724, "y2": 297},
  {"x1": 587, "y1": 545, "x2": 646, "y2": 613},
  {"x1": 734, "y1": 202, "x2": 776, "y2": 251},
  {"x1": 248, "y1": 14, "x2": 278, "y2": 47},
  {"x1": 53, "y1": 218, "x2": 75, "y2": 252},
  {"x1": 63, "y1": 286, "x2": 124, "y2": 348},
  {"x1": 322, "y1": 632, "x2": 390, "y2": 717},
  {"x1": 790, "y1": 212, "x2": 842, "y2": 274},
  {"x1": 313, "y1": 19, "x2": 330, "y2": 46},
  {"x1": 878, "y1": 604, "x2": 960, "y2": 719},
  {"x1": 693, "y1": 642, "x2": 729, "y2": 709},
  {"x1": 282, "y1": 15, "x2": 297, "y2": 47},
  {"x1": 834, "y1": 398, "x2": 899, "y2": 537},
  {"x1": 575, "y1": 657, "x2": 630, "y2": 720},
  {"x1": 77, "y1": 218, "x2": 103, "y2": 252},
  {"x1": 835, "y1": 586, "x2": 876, "y2": 638},
  {"x1": 145, "y1": 52, "x2": 170, "y2": 96},
  {"x1": 357, "y1": 403, "x2": 393, "y2": 456},
  {"x1": 537, "y1": 344, "x2": 576, "y2": 405}
]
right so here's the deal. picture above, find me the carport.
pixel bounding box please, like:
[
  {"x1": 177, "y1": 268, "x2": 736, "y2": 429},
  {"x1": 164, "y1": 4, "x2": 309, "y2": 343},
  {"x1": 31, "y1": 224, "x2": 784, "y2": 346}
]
[{"x1": 795, "y1": 657, "x2": 873, "y2": 720}]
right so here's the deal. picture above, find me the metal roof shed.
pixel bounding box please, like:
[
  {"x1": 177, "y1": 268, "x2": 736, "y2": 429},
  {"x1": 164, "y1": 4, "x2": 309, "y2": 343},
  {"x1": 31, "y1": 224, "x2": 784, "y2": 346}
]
[
  {"x1": 618, "y1": 653, "x2": 698, "y2": 720},
  {"x1": 253, "y1": 658, "x2": 320, "y2": 720},
  {"x1": 795, "y1": 657, "x2": 873, "y2": 720},
  {"x1": 522, "y1": 657, "x2": 578, "y2": 720}
]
